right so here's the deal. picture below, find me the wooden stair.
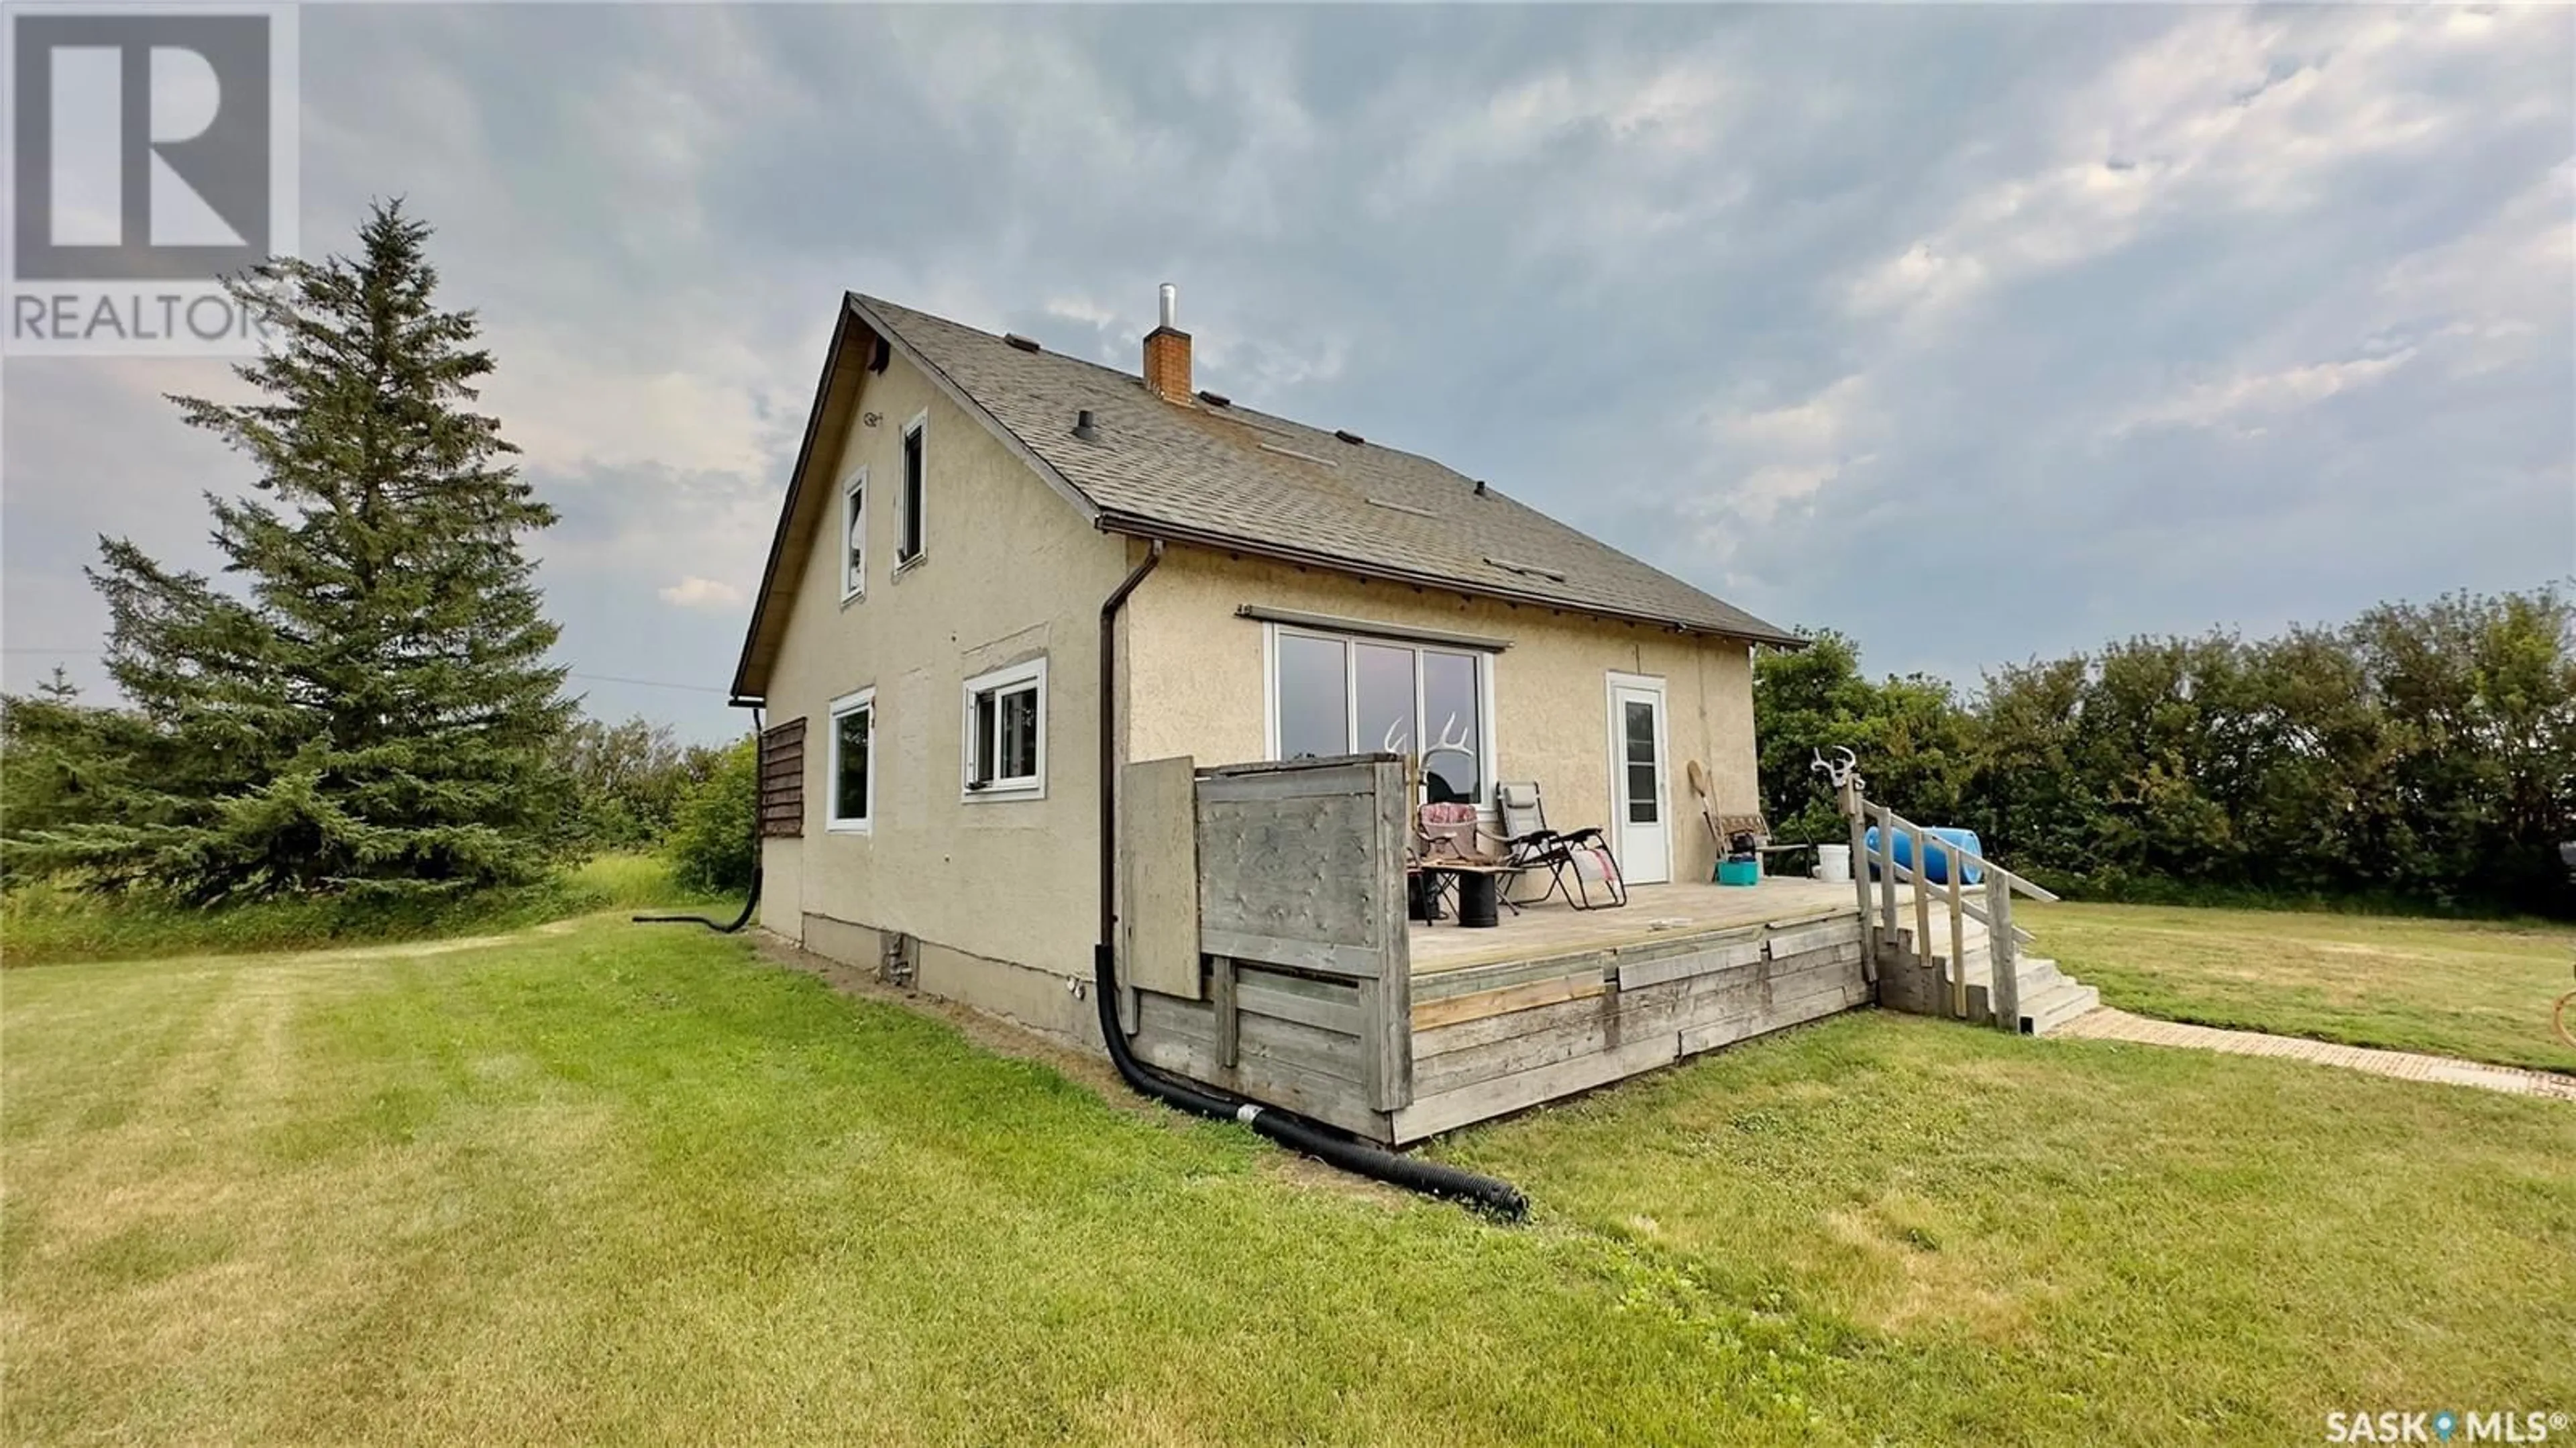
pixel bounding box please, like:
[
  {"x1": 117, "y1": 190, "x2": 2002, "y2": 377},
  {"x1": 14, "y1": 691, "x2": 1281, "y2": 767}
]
[
  {"x1": 1885, "y1": 915, "x2": 2099, "y2": 1036},
  {"x1": 1832, "y1": 772, "x2": 2094, "y2": 1039}
]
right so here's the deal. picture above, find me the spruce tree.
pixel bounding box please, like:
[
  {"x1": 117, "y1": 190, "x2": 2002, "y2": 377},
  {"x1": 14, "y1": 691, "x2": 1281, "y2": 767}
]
[{"x1": 45, "y1": 201, "x2": 572, "y2": 901}]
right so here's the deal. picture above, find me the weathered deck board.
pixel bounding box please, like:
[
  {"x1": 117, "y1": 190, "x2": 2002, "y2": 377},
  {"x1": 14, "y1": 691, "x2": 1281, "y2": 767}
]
[
  {"x1": 1120, "y1": 756, "x2": 1202, "y2": 1000},
  {"x1": 1392, "y1": 931, "x2": 1870, "y2": 1143},
  {"x1": 1409, "y1": 944, "x2": 1862, "y2": 1098},
  {"x1": 1393, "y1": 1037, "x2": 1682, "y2": 1141},
  {"x1": 1410, "y1": 972, "x2": 1609, "y2": 1031},
  {"x1": 1409, "y1": 878, "x2": 1888, "y2": 976}
]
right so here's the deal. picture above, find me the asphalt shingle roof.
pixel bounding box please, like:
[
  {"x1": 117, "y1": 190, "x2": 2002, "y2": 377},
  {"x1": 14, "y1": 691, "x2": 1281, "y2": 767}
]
[{"x1": 857, "y1": 295, "x2": 1800, "y2": 645}]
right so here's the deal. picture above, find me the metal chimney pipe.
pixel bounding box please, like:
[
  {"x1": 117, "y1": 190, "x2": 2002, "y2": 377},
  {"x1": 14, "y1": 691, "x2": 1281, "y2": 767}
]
[{"x1": 1159, "y1": 282, "x2": 1177, "y2": 330}]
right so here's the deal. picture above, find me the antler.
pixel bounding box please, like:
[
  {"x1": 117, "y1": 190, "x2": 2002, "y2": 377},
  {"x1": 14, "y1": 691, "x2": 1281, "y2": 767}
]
[
  {"x1": 1809, "y1": 745, "x2": 1860, "y2": 788},
  {"x1": 1423, "y1": 712, "x2": 1475, "y2": 764}
]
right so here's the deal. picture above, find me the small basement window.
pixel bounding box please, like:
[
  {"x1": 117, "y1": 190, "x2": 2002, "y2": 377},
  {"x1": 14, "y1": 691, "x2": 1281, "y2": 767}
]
[
  {"x1": 828, "y1": 688, "x2": 875, "y2": 832},
  {"x1": 898, "y1": 411, "x2": 927, "y2": 565},
  {"x1": 841, "y1": 468, "x2": 867, "y2": 599},
  {"x1": 962, "y1": 658, "x2": 1045, "y2": 799}
]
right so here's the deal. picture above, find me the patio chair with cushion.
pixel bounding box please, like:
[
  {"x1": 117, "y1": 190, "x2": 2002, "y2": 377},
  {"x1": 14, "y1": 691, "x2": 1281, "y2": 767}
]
[
  {"x1": 1494, "y1": 781, "x2": 1627, "y2": 911},
  {"x1": 1411, "y1": 801, "x2": 1524, "y2": 923}
]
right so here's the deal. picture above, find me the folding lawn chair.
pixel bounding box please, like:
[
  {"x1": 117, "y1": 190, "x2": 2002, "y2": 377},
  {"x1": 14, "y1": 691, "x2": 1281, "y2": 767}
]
[{"x1": 1493, "y1": 781, "x2": 1627, "y2": 911}]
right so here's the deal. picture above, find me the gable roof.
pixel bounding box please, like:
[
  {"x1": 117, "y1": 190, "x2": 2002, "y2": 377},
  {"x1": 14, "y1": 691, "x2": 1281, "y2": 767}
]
[{"x1": 731, "y1": 293, "x2": 1799, "y2": 700}]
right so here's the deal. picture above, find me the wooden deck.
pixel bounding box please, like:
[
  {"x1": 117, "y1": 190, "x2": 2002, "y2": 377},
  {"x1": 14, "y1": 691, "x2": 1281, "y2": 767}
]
[
  {"x1": 1121, "y1": 758, "x2": 1911, "y2": 1146},
  {"x1": 1389, "y1": 877, "x2": 1894, "y2": 1142},
  {"x1": 1408, "y1": 878, "x2": 1878, "y2": 976}
]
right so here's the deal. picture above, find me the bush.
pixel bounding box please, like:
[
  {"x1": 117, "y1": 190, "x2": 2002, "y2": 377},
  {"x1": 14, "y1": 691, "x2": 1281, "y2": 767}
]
[
  {"x1": 667, "y1": 739, "x2": 757, "y2": 896},
  {"x1": 1755, "y1": 587, "x2": 2576, "y2": 918}
]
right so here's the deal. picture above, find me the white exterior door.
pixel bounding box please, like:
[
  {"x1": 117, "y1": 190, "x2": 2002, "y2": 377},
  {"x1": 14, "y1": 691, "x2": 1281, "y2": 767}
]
[{"x1": 1608, "y1": 674, "x2": 1670, "y2": 885}]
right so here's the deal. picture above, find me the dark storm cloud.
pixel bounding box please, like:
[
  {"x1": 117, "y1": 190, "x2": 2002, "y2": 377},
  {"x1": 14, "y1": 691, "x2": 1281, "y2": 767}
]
[{"x1": 6, "y1": 5, "x2": 2567, "y2": 737}]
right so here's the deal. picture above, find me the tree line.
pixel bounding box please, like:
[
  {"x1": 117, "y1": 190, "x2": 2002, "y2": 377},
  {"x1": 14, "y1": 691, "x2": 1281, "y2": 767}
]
[{"x1": 1754, "y1": 588, "x2": 2576, "y2": 917}]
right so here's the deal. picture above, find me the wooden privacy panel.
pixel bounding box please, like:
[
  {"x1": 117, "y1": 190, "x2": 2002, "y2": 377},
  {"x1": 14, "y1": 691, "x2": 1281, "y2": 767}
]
[
  {"x1": 1195, "y1": 758, "x2": 1403, "y2": 978},
  {"x1": 1120, "y1": 756, "x2": 1202, "y2": 1000},
  {"x1": 758, "y1": 717, "x2": 806, "y2": 838},
  {"x1": 1191, "y1": 755, "x2": 1413, "y2": 1112}
]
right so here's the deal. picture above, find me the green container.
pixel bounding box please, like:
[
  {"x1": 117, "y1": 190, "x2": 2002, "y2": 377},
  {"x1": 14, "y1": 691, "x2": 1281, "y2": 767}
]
[{"x1": 1716, "y1": 858, "x2": 1760, "y2": 887}]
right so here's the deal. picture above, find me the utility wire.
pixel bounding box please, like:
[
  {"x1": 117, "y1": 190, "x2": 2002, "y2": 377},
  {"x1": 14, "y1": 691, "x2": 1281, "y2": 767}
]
[{"x1": 0, "y1": 648, "x2": 729, "y2": 696}]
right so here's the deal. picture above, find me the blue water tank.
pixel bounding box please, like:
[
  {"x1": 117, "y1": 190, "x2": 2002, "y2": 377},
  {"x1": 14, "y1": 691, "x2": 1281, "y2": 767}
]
[{"x1": 1861, "y1": 826, "x2": 1984, "y2": 886}]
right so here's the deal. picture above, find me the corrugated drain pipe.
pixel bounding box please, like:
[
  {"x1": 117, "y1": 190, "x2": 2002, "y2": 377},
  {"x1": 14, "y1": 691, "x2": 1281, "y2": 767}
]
[
  {"x1": 1095, "y1": 539, "x2": 1527, "y2": 1220},
  {"x1": 633, "y1": 706, "x2": 764, "y2": 933}
]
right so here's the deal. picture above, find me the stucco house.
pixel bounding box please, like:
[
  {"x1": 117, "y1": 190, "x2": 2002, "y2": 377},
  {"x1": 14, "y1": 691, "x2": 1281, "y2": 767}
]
[{"x1": 729, "y1": 287, "x2": 1814, "y2": 1062}]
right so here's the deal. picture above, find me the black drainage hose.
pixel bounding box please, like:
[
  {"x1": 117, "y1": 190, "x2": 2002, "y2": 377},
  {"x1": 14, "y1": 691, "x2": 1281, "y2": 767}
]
[
  {"x1": 631, "y1": 872, "x2": 759, "y2": 933},
  {"x1": 635, "y1": 710, "x2": 766, "y2": 934},
  {"x1": 1091, "y1": 946, "x2": 1527, "y2": 1221},
  {"x1": 1093, "y1": 540, "x2": 1526, "y2": 1221}
]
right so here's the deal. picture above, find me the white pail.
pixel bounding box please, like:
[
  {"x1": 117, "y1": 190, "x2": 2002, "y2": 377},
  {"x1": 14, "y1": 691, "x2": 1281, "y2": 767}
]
[{"x1": 1814, "y1": 844, "x2": 1852, "y2": 883}]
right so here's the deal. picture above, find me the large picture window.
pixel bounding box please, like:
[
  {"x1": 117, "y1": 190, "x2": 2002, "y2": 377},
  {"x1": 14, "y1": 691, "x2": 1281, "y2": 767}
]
[
  {"x1": 1269, "y1": 625, "x2": 1493, "y2": 805},
  {"x1": 827, "y1": 688, "x2": 874, "y2": 832},
  {"x1": 962, "y1": 658, "x2": 1045, "y2": 799}
]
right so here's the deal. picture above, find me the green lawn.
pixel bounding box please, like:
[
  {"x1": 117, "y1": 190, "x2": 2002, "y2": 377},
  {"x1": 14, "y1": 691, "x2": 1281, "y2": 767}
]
[
  {"x1": 0, "y1": 852, "x2": 724, "y2": 968},
  {"x1": 2022, "y1": 900, "x2": 2576, "y2": 1074},
  {"x1": 5, "y1": 917, "x2": 2571, "y2": 1444}
]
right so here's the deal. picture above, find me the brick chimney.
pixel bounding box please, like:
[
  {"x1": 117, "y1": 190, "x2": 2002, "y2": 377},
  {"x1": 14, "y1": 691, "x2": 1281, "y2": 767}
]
[{"x1": 1142, "y1": 282, "x2": 1191, "y2": 403}]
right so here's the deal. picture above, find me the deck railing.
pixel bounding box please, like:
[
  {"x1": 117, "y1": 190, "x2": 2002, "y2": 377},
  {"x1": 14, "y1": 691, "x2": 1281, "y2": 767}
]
[{"x1": 1829, "y1": 771, "x2": 2058, "y2": 1027}]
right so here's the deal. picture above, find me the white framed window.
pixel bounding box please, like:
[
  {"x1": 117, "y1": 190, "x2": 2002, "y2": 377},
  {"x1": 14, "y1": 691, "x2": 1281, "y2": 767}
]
[
  {"x1": 961, "y1": 658, "x2": 1045, "y2": 800},
  {"x1": 840, "y1": 468, "x2": 867, "y2": 601},
  {"x1": 827, "y1": 687, "x2": 875, "y2": 832},
  {"x1": 896, "y1": 409, "x2": 928, "y2": 568},
  {"x1": 1265, "y1": 624, "x2": 1496, "y2": 807}
]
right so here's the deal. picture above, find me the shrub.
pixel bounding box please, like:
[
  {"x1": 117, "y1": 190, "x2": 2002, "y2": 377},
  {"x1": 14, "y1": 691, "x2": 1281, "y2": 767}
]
[{"x1": 667, "y1": 739, "x2": 757, "y2": 896}]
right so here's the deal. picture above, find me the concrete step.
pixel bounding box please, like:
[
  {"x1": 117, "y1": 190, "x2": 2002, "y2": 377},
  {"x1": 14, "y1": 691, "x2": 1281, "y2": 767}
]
[
  {"x1": 1966, "y1": 955, "x2": 2067, "y2": 1025},
  {"x1": 2015, "y1": 980, "x2": 2100, "y2": 1037},
  {"x1": 2011, "y1": 955, "x2": 2064, "y2": 996}
]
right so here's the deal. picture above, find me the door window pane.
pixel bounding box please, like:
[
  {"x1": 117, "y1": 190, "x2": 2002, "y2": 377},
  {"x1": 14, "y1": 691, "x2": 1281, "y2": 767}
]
[
  {"x1": 1627, "y1": 766, "x2": 1658, "y2": 823},
  {"x1": 1421, "y1": 651, "x2": 1481, "y2": 805},
  {"x1": 1276, "y1": 634, "x2": 1348, "y2": 759},
  {"x1": 1624, "y1": 700, "x2": 1658, "y2": 823}
]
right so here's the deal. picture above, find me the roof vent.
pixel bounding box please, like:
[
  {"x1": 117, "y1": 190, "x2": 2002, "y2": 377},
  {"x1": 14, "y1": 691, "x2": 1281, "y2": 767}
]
[
  {"x1": 1073, "y1": 409, "x2": 1100, "y2": 443},
  {"x1": 1334, "y1": 429, "x2": 1365, "y2": 446},
  {"x1": 1196, "y1": 389, "x2": 1232, "y2": 408},
  {"x1": 1366, "y1": 497, "x2": 1439, "y2": 519},
  {"x1": 1485, "y1": 555, "x2": 1566, "y2": 583},
  {"x1": 1473, "y1": 480, "x2": 1489, "y2": 497},
  {"x1": 1004, "y1": 333, "x2": 1041, "y2": 353},
  {"x1": 1256, "y1": 441, "x2": 1337, "y2": 468}
]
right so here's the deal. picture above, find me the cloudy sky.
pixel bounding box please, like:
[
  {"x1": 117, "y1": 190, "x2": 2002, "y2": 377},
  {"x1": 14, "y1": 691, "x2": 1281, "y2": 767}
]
[{"x1": 5, "y1": 3, "x2": 2570, "y2": 741}]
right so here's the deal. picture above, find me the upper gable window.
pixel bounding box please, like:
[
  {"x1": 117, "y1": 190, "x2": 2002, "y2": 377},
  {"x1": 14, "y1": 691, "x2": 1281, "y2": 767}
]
[
  {"x1": 840, "y1": 469, "x2": 867, "y2": 600},
  {"x1": 897, "y1": 411, "x2": 927, "y2": 566}
]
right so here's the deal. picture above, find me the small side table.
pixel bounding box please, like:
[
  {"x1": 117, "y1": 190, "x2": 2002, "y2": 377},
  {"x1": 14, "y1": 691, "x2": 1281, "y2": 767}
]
[{"x1": 1424, "y1": 863, "x2": 1511, "y2": 927}]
